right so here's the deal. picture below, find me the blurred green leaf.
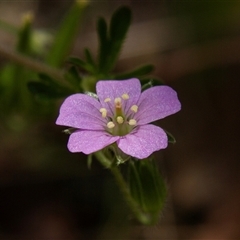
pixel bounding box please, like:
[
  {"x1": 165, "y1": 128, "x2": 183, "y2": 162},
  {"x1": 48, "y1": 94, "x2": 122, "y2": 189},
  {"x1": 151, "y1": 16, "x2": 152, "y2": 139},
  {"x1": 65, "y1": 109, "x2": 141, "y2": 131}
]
[
  {"x1": 28, "y1": 73, "x2": 74, "y2": 100},
  {"x1": 46, "y1": 0, "x2": 88, "y2": 67},
  {"x1": 64, "y1": 66, "x2": 82, "y2": 89},
  {"x1": 97, "y1": 17, "x2": 108, "y2": 72},
  {"x1": 128, "y1": 161, "x2": 144, "y2": 208},
  {"x1": 68, "y1": 57, "x2": 95, "y2": 73},
  {"x1": 128, "y1": 159, "x2": 167, "y2": 223},
  {"x1": 107, "y1": 6, "x2": 131, "y2": 71},
  {"x1": 115, "y1": 64, "x2": 154, "y2": 79},
  {"x1": 98, "y1": 6, "x2": 131, "y2": 73},
  {"x1": 0, "y1": 14, "x2": 34, "y2": 114},
  {"x1": 84, "y1": 48, "x2": 96, "y2": 70},
  {"x1": 17, "y1": 13, "x2": 33, "y2": 54}
]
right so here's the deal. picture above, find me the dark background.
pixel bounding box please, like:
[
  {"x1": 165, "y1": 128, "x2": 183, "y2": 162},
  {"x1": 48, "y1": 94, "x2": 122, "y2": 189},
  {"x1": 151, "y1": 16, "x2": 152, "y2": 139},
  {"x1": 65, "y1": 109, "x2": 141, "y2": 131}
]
[{"x1": 0, "y1": 0, "x2": 240, "y2": 239}]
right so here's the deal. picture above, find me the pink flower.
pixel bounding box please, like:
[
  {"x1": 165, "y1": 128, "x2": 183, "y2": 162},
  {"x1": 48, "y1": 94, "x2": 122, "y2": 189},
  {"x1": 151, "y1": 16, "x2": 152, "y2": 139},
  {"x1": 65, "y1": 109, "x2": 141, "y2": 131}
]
[{"x1": 56, "y1": 78, "x2": 181, "y2": 159}]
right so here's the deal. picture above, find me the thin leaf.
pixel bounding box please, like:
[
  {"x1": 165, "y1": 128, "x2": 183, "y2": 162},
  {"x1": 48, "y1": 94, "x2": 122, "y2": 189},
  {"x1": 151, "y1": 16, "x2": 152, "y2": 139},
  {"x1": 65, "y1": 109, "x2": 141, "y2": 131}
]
[
  {"x1": 17, "y1": 13, "x2": 33, "y2": 54},
  {"x1": 107, "y1": 6, "x2": 131, "y2": 71},
  {"x1": 97, "y1": 17, "x2": 109, "y2": 71},
  {"x1": 138, "y1": 160, "x2": 166, "y2": 214},
  {"x1": 84, "y1": 48, "x2": 96, "y2": 69},
  {"x1": 128, "y1": 160, "x2": 144, "y2": 208},
  {"x1": 28, "y1": 74, "x2": 74, "y2": 100},
  {"x1": 97, "y1": 6, "x2": 131, "y2": 73},
  {"x1": 64, "y1": 66, "x2": 82, "y2": 88},
  {"x1": 68, "y1": 57, "x2": 94, "y2": 73}
]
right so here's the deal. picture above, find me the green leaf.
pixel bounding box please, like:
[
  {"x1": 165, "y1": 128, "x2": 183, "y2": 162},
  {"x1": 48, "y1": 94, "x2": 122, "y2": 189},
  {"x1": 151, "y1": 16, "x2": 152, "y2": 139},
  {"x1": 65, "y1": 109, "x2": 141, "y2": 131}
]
[
  {"x1": 28, "y1": 74, "x2": 74, "y2": 100},
  {"x1": 68, "y1": 57, "x2": 94, "y2": 73},
  {"x1": 64, "y1": 66, "x2": 82, "y2": 89},
  {"x1": 17, "y1": 13, "x2": 33, "y2": 54},
  {"x1": 128, "y1": 161, "x2": 144, "y2": 208},
  {"x1": 46, "y1": 0, "x2": 88, "y2": 67},
  {"x1": 84, "y1": 48, "x2": 97, "y2": 70},
  {"x1": 97, "y1": 17, "x2": 109, "y2": 71},
  {"x1": 115, "y1": 64, "x2": 154, "y2": 79},
  {"x1": 107, "y1": 6, "x2": 131, "y2": 71},
  {"x1": 128, "y1": 159, "x2": 167, "y2": 220},
  {"x1": 97, "y1": 6, "x2": 131, "y2": 73},
  {"x1": 138, "y1": 159, "x2": 167, "y2": 214}
]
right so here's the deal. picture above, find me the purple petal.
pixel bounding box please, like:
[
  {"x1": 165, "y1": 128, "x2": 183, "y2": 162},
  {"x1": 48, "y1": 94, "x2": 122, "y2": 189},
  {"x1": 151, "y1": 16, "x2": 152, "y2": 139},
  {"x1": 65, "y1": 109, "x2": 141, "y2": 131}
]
[
  {"x1": 68, "y1": 130, "x2": 119, "y2": 154},
  {"x1": 135, "y1": 86, "x2": 181, "y2": 125},
  {"x1": 117, "y1": 124, "x2": 168, "y2": 159},
  {"x1": 96, "y1": 78, "x2": 141, "y2": 113},
  {"x1": 56, "y1": 93, "x2": 106, "y2": 130}
]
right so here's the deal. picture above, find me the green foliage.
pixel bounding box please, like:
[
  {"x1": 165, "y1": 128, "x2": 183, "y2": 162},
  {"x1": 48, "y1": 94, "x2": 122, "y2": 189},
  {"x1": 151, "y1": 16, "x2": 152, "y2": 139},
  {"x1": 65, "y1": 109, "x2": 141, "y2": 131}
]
[
  {"x1": 97, "y1": 6, "x2": 131, "y2": 74},
  {"x1": 68, "y1": 57, "x2": 95, "y2": 73},
  {"x1": 0, "y1": 13, "x2": 36, "y2": 117},
  {"x1": 17, "y1": 13, "x2": 33, "y2": 54},
  {"x1": 67, "y1": 6, "x2": 157, "y2": 82},
  {"x1": 128, "y1": 158, "x2": 167, "y2": 223},
  {"x1": 28, "y1": 74, "x2": 75, "y2": 100}
]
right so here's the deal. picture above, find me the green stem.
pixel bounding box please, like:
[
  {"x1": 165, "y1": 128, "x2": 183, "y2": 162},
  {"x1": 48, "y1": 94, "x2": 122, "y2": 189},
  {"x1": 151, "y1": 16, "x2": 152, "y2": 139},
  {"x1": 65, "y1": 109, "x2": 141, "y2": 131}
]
[
  {"x1": 94, "y1": 151, "x2": 151, "y2": 225},
  {"x1": 0, "y1": 44, "x2": 73, "y2": 90}
]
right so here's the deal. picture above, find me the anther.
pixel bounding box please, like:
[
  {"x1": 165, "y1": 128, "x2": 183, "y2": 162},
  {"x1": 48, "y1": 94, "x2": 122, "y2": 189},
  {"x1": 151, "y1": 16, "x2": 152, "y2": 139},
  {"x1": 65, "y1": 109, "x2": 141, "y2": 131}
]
[
  {"x1": 99, "y1": 108, "x2": 107, "y2": 118},
  {"x1": 114, "y1": 97, "x2": 122, "y2": 108},
  {"x1": 121, "y1": 93, "x2": 129, "y2": 100},
  {"x1": 130, "y1": 105, "x2": 138, "y2": 113},
  {"x1": 104, "y1": 97, "x2": 111, "y2": 103},
  {"x1": 116, "y1": 116, "x2": 124, "y2": 124},
  {"x1": 129, "y1": 119, "x2": 137, "y2": 126},
  {"x1": 107, "y1": 121, "x2": 115, "y2": 129}
]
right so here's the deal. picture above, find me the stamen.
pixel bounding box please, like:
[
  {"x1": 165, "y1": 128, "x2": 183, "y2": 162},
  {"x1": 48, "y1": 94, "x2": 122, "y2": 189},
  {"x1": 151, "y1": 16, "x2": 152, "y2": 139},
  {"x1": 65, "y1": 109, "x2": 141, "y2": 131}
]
[
  {"x1": 116, "y1": 116, "x2": 124, "y2": 124},
  {"x1": 129, "y1": 119, "x2": 137, "y2": 126},
  {"x1": 107, "y1": 121, "x2": 115, "y2": 129},
  {"x1": 130, "y1": 105, "x2": 138, "y2": 113},
  {"x1": 104, "y1": 97, "x2": 111, "y2": 103},
  {"x1": 121, "y1": 93, "x2": 129, "y2": 100},
  {"x1": 114, "y1": 97, "x2": 122, "y2": 108},
  {"x1": 99, "y1": 108, "x2": 107, "y2": 118}
]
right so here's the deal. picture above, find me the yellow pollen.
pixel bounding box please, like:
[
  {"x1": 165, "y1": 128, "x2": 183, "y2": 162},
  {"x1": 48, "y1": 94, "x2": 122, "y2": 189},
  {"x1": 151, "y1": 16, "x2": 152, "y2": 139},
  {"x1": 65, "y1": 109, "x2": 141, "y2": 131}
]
[
  {"x1": 104, "y1": 97, "x2": 111, "y2": 103},
  {"x1": 107, "y1": 121, "x2": 115, "y2": 129},
  {"x1": 99, "y1": 108, "x2": 107, "y2": 118},
  {"x1": 130, "y1": 105, "x2": 138, "y2": 113},
  {"x1": 121, "y1": 93, "x2": 129, "y2": 100},
  {"x1": 116, "y1": 116, "x2": 124, "y2": 124},
  {"x1": 129, "y1": 119, "x2": 137, "y2": 126},
  {"x1": 114, "y1": 97, "x2": 122, "y2": 108}
]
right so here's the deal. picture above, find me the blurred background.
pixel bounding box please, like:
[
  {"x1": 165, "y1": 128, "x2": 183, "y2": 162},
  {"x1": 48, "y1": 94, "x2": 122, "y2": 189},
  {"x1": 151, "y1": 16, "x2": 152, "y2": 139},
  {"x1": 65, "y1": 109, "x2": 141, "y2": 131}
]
[{"x1": 0, "y1": 0, "x2": 240, "y2": 239}]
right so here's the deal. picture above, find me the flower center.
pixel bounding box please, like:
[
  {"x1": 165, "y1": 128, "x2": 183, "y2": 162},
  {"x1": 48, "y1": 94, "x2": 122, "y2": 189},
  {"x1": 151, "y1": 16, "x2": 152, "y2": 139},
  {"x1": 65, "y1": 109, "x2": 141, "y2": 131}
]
[{"x1": 99, "y1": 93, "x2": 138, "y2": 136}]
